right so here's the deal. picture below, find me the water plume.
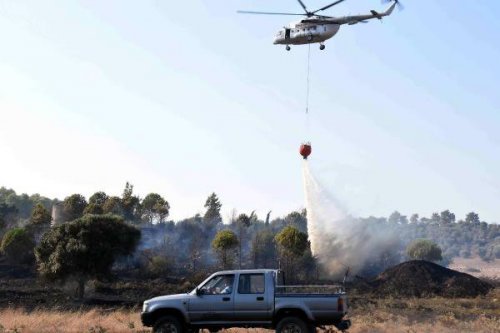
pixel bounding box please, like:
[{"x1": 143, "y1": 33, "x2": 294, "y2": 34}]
[{"x1": 303, "y1": 161, "x2": 399, "y2": 278}]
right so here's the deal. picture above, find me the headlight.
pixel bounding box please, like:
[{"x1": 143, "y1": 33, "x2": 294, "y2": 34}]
[{"x1": 142, "y1": 302, "x2": 149, "y2": 312}]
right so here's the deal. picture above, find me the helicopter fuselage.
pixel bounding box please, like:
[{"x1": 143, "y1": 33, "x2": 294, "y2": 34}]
[{"x1": 273, "y1": 20, "x2": 340, "y2": 45}]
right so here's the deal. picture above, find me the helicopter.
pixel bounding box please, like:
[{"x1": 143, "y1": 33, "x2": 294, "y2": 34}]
[{"x1": 238, "y1": 0, "x2": 402, "y2": 51}]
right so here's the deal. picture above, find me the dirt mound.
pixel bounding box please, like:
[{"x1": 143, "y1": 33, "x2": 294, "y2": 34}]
[{"x1": 373, "y1": 260, "x2": 493, "y2": 298}]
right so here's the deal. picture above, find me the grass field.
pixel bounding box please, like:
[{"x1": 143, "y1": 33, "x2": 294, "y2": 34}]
[
  {"x1": 449, "y1": 257, "x2": 500, "y2": 280},
  {"x1": 0, "y1": 289, "x2": 498, "y2": 333}
]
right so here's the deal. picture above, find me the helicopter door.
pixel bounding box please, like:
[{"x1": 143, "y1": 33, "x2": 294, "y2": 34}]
[{"x1": 285, "y1": 28, "x2": 290, "y2": 40}]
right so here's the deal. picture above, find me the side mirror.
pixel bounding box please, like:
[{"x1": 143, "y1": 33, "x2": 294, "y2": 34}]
[{"x1": 196, "y1": 288, "x2": 202, "y2": 296}]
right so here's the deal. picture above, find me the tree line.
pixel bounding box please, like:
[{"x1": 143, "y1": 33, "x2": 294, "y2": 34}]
[{"x1": 0, "y1": 184, "x2": 499, "y2": 298}]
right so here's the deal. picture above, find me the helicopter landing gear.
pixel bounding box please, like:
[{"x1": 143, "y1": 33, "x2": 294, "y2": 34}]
[
  {"x1": 319, "y1": 43, "x2": 325, "y2": 50},
  {"x1": 286, "y1": 45, "x2": 291, "y2": 51}
]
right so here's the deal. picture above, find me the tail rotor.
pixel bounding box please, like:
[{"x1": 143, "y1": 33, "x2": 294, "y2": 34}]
[{"x1": 382, "y1": 0, "x2": 404, "y2": 11}]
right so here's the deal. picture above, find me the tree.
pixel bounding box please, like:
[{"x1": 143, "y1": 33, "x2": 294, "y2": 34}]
[
  {"x1": 234, "y1": 212, "x2": 252, "y2": 268},
  {"x1": 102, "y1": 196, "x2": 123, "y2": 215},
  {"x1": 284, "y1": 210, "x2": 308, "y2": 233},
  {"x1": 212, "y1": 229, "x2": 238, "y2": 269},
  {"x1": 27, "y1": 203, "x2": 52, "y2": 242},
  {"x1": 275, "y1": 226, "x2": 308, "y2": 281},
  {"x1": 0, "y1": 203, "x2": 19, "y2": 232},
  {"x1": 275, "y1": 226, "x2": 308, "y2": 257},
  {"x1": 440, "y1": 210, "x2": 455, "y2": 225},
  {"x1": 84, "y1": 192, "x2": 108, "y2": 215},
  {"x1": 431, "y1": 212, "x2": 441, "y2": 224},
  {"x1": 251, "y1": 229, "x2": 277, "y2": 268},
  {"x1": 410, "y1": 214, "x2": 419, "y2": 224},
  {"x1": 83, "y1": 203, "x2": 104, "y2": 215},
  {"x1": 121, "y1": 182, "x2": 141, "y2": 222},
  {"x1": 388, "y1": 211, "x2": 407, "y2": 225},
  {"x1": 204, "y1": 193, "x2": 222, "y2": 228},
  {"x1": 29, "y1": 203, "x2": 52, "y2": 225},
  {"x1": 141, "y1": 193, "x2": 170, "y2": 223},
  {"x1": 406, "y1": 239, "x2": 443, "y2": 262},
  {"x1": 1, "y1": 228, "x2": 35, "y2": 264},
  {"x1": 62, "y1": 194, "x2": 87, "y2": 222},
  {"x1": 465, "y1": 212, "x2": 480, "y2": 224},
  {"x1": 35, "y1": 214, "x2": 140, "y2": 298},
  {"x1": 88, "y1": 192, "x2": 109, "y2": 206}
]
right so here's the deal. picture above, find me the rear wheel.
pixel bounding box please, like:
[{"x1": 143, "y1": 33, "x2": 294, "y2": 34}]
[
  {"x1": 153, "y1": 315, "x2": 183, "y2": 333},
  {"x1": 276, "y1": 317, "x2": 310, "y2": 333}
]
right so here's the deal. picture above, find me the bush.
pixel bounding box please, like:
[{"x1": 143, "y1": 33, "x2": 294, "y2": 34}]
[
  {"x1": 1, "y1": 228, "x2": 35, "y2": 264},
  {"x1": 148, "y1": 255, "x2": 173, "y2": 277},
  {"x1": 406, "y1": 239, "x2": 443, "y2": 262}
]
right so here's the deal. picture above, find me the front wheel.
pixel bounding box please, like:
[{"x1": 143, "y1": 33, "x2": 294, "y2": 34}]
[
  {"x1": 276, "y1": 317, "x2": 310, "y2": 333},
  {"x1": 153, "y1": 315, "x2": 183, "y2": 333}
]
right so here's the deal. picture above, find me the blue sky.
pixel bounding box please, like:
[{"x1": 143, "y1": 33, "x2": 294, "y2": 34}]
[{"x1": 0, "y1": 0, "x2": 499, "y2": 222}]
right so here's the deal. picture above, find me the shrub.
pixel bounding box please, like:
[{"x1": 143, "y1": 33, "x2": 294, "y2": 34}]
[
  {"x1": 406, "y1": 239, "x2": 443, "y2": 262},
  {"x1": 1, "y1": 228, "x2": 35, "y2": 264},
  {"x1": 148, "y1": 255, "x2": 173, "y2": 277}
]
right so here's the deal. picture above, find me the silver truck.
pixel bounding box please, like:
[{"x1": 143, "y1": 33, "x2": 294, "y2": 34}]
[{"x1": 141, "y1": 269, "x2": 351, "y2": 333}]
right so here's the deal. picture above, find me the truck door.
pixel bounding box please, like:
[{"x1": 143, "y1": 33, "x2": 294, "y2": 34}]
[
  {"x1": 188, "y1": 274, "x2": 235, "y2": 322},
  {"x1": 233, "y1": 273, "x2": 272, "y2": 322}
]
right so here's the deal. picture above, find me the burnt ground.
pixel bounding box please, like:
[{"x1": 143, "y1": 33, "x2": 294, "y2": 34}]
[
  {"x1": 0, "y1": 259, "x2": 196, "y2": 311},
  {"x1": 350, "y1": 260, "x2": 494, "y2": 298},
  {"x1": 0, "y1": 259, "x2": 496, "y2": 312}
]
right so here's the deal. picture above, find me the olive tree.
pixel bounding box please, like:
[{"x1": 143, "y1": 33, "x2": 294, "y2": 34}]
[
  {"x1": 35, "y1": 214, "x2": 140, "y2": 298},
  {"x1": 406, "y1": 239, "x2": 443, "y2": 262}
]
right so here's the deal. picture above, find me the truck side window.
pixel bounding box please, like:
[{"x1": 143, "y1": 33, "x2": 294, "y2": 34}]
[
  {"x1": 238, "y1": 274, "x2": 265, "y2": 294},
  {"x1": 199, "y1": 274, "x2": 235, "y2": 295}
]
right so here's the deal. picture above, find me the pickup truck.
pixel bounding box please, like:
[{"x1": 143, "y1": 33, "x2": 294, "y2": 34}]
[{"x1": 141, "y1": 269, "x2": 351, "y2": 333}]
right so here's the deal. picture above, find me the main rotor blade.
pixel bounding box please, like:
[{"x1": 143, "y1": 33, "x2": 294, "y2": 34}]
[
  {"x1": 296, "y1": 0, "x2": 309, "y2": 13},
  {"x1": 312, "y1": 0, "x2": 347, "y2": 14},
  {"x1": 237, "y1": 10, "x2": 305, "y2": 16}
]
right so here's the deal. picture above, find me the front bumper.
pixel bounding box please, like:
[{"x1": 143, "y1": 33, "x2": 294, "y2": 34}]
[{"x1": 141, "y1": 311, "x2": 155, "y2": 327}]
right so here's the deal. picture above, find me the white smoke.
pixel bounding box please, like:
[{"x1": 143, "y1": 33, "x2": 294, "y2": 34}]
[{"x1": 303, "y1": 160, "x2": 399, "y2": 278}]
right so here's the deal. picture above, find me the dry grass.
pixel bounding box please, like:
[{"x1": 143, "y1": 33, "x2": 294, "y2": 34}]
[
  {"x1": 0, "y1": 291, "x2": 498, "y2": 333},
  {"x1": 345, "y1": 291, "x2": 500, "y2": 333},
  {"x1": 449, "y1": 257, "x2": 500, "y2": 280},
  {"x1": 0, "y1": 308, "x2": 146, "y2": 333}
]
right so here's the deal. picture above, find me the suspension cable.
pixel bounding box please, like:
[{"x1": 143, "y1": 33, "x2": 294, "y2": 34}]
[{"x1": 305, "y1": 44, "x2": 311, "y2": 114}]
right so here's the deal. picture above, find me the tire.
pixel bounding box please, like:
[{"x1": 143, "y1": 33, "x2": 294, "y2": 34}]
[
  {"x1": 153, "y1": 315, "x2": 183, "y2": 333},
  {"x1": 276, "y1": 316, "x2": 309, "y2": 333}
]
